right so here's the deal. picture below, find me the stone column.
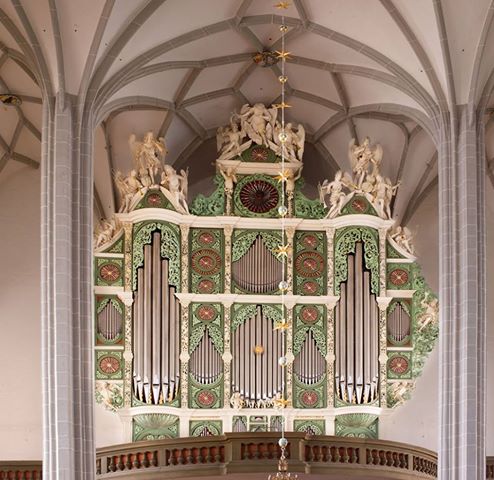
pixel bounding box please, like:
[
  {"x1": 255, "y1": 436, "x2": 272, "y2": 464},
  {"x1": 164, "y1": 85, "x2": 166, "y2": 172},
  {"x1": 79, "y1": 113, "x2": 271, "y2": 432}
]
[
  {"x1": 41, "y1": 94, "x2": 95, "y2": 478},
  {"x1": 438, "y1": 105, "x2": 486, "y2": 479}
]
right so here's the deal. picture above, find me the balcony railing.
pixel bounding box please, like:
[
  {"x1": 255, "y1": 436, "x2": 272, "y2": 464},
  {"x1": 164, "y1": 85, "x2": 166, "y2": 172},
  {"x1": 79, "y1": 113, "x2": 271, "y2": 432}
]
[{"x1": 2, "y1": 438, "x2": 493, "y2": 479}]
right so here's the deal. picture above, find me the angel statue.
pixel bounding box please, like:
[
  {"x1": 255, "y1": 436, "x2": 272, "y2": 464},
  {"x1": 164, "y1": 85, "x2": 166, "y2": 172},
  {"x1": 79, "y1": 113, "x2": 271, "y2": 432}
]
[
  {"x1": 318, "y1": 170, "x2": 354, "y2": 218},
  {"x1": 114, "y1": 169, "x2": 142, "y2": 213},
  {"x1": 161, "y1": 165, "x2": 189, "y2": 214},
  {"x1": 348, "y1": 137, "x2": 383, "y2": 189},
  {"x1": 389, "y1": 225, "x2": 414, "y2": 255},
  {"x1": 389, "y1": 381, "x2": 414, "y2": 406},
  {"x1": 237, "y1": 103, "x2": 277, "y2": 146},
  {"x1": 372, "y1": 174, "x2": 400, "y2": 219},
  {"x1": 129, "y1": 132, "x2": 167, "y2": 184},
  {"x1": 217, "y1": 122, "x2": 251, "y2": 160}
]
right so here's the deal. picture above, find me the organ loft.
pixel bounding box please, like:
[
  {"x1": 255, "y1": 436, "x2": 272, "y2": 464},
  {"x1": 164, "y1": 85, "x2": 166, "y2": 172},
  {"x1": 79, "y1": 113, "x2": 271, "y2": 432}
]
[{"x1": 93, "y1": 103, "x2": 438, "y2": 439}]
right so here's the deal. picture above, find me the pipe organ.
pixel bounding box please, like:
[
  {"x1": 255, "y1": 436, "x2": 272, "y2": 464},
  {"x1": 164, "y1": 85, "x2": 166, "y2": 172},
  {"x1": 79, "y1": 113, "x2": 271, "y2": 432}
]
[
  {"x1": 132, "y1": 231, "x2": 181, "y2": 405},
  {"x1": 93, "y1": 129, "x2": 438, "y2": 441},
  {"x1": 335, "y1": 242, "x2": 379, "y2": 404}
]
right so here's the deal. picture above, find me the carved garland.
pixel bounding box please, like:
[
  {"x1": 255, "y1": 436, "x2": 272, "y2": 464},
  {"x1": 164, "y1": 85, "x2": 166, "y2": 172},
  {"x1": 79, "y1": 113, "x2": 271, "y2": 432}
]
[
  {"x1": 232, "y1": 230, "x2": 282, "y2": 262},
  {"x1": 132, "y1": 221, "x2": 180, "y2": 290},
  {"x1": 334, "y1": 227, "x2": 380, "y2": 295}
]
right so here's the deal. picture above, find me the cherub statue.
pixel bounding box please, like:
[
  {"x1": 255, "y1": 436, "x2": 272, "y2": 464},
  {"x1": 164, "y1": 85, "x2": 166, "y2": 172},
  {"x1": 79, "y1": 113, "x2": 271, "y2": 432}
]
[
  {"x1": 389, "y1": 381, "x2": 413, "y2": 406},
  {"x1": 230, "y1": 392, "x2": 244, "y2": 410},
  {"x1": 389, "y1": 225, "x2": 414, "y2": 255},
  {"x1": 220, "y1": 166, "x2": 238, "y2": 193},
  {"x1": 95, "y1": 217, "x2": 120, "y2": 248},
  {"x1": 294, "y1": 123, "x2": 305, "y2": 160},
  {"x1": 319, "y1": 170, "x2": 354, "y2": 218},
  {"x1": 418, "y1": 294, "x2": 439, "y2": 331}
]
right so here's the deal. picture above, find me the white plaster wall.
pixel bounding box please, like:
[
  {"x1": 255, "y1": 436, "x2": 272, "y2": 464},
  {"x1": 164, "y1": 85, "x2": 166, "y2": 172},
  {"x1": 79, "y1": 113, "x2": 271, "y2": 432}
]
[{"x1": 0, "y1": 162, "x2": 42, "y2": 459}]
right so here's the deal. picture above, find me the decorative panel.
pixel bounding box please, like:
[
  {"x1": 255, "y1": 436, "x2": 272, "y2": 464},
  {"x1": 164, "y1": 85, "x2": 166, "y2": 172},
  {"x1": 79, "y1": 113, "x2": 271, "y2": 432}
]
[
  {"x1": 190, "y1": 420, "x2": 223, "y2": 437},
  {"x1": 293, "y1": 419, "x2": 326, "y2": 435},
  {"x1": 95, "y1": 296, "x2": 124, "y2": 345},
  {"x1": 233, "y1": 174, "x2": 281, "y2": 218},
  {"x1": 96, "y1": 351, "x2": 123, "y2": 380},
  {"x1": 387, "y1": 264, "x2": 412, "y2": 290},
  {"x1": 132, "y1": 414, "x2": 179, "y2": 441},
  {"x1": 293, "y1": 231, "x2": 326, "y2": 296},
  {"x1": 95, "y1": 258, "x2": 124, "y2": 286},
  {"x1": 387, "y1": 352, "x2": 412, "y2": 379},
  {"x1": 335, "y1": 414, "x2": 378, "y2": 439},
  {"x1": 190, "y1": 229, "x2": 224, "y2": 294}
]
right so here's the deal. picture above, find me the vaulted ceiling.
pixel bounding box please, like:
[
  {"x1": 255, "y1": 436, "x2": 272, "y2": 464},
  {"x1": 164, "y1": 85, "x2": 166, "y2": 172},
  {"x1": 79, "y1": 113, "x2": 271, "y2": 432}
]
[{"x1": 0, "y1": 0, "x2": 494, "y2": 225}]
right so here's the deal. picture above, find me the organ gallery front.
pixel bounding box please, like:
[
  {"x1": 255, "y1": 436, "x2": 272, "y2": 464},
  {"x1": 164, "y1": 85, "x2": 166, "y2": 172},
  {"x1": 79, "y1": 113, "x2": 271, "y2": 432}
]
[{"x1": 93, "y1": 104, "x2": 438, "y2": 440}]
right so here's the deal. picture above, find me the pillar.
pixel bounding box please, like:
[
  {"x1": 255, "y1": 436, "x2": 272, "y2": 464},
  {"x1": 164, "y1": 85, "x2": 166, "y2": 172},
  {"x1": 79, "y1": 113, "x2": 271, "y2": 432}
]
[
  {"x1": 438, "y1": 105, "x2": 486, "y2": 479},
  {"x1": 41, "y1": 93, "x2": 95, "y2": 478}
]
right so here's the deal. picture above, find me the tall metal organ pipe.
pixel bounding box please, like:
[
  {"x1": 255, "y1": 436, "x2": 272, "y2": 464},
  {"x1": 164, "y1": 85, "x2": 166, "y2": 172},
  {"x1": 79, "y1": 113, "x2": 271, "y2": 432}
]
[
  {"x1": 231, "y1": 306, "x2": 284, "y2": 402},
  {"x1": 334, "y1": 242, "x2": 379, "y2": 404},
  {"x1": 133, "y1": 231, "x2": 180, "y2": 404}
]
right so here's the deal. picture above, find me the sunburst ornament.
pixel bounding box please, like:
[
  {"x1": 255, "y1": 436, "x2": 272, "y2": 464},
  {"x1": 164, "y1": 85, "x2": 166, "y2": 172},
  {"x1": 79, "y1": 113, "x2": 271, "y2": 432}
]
[
  {"x1": 275, "y1": 170, "x2": 291, "y2": 183},
  {"x1": 273, "y1": 102, "x2": 292, "y2": 110},
  {"x1": 274, "y1": 244, "x2": 291, "y2": 258},
  {"x1": 275, "y1": 50, "x2": 292, "y2": 61}
]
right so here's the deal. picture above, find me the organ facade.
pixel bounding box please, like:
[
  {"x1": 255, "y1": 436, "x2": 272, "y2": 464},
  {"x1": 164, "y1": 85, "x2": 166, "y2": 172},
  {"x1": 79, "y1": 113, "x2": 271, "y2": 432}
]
[{"x1": 93, "y1": 105, "x2": 438, "y2": 441}]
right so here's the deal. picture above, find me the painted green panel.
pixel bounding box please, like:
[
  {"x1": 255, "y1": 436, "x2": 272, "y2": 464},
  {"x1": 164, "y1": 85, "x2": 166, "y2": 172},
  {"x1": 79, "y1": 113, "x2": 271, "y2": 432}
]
[
  {"x1": 335, "y1": 414, "x2": 378, "y2": 439},
  {"x1": 132, "y1": 414, "x2": 179, "y2": 441}
]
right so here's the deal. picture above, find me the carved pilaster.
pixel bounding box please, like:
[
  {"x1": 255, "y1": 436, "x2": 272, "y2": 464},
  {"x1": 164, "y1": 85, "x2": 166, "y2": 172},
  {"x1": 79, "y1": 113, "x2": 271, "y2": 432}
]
[
  {"x1": 326, "y1": 306, "x2": 335, "y2": 407},
  {"x1": 286, "y1": 227, "x2": 295, "y2": 295},
  {"x1": 118, "y1": 293, "x2": 134, "y2": 408},
  {"x1": 224, "y1": 225, "x2": 233, "y2": 293},
  {"x1": 378, "y1": 227, "x2": 388, "y2": 296},
  {"x1": 285, "y1": 303, "x2": 295, "y2": 403},
  {"x1": 179, "y1": 299, "x2": 191, "y2": 407},
  {"x1": 326, "y1": 227, "x2": 335, "y2": 295},
  {"x1": 222, "y1": 301, "x2": 233, "y2": 406},
  {"x1": 123, "y1": 222, "x2": 133, "y2": 291},
  {"x1": 377, "y1": 304, "x2": 388, "y2": 407},
  {"x1": 180, "y1": 224, "x2": 190, "y2": 293}
]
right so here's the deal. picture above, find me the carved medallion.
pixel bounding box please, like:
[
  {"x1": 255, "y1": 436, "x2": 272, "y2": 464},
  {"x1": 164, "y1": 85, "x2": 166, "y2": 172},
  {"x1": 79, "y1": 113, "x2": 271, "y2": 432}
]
[
  {"x1": 351, "y1": 197, "x2": 368, "y2": 213},
  {"x1": 197, "y1": 279, "x2": 215, "y2": 293},
  {"x1": 302, "y1": 281, "x2": 319, "y2": 295},
  {"x1": 196, "y1": 305, "x2": 218, "y2": 322},
  {"x1": 197, "y1": 389, "x2": 216, "y2": 407},
  {"x1": 197, "y1": 231, "x2": 215, "y2": 246},
  {"x1": 99, "y1": 355, "x2": 121, "y2": 375},
  {"x1": 146, "y1": 192, "x2": 163, "y2": 207},
  {"x1": 250, "y1": 146, "x2": 269, "y2": 162},
  {"x1": 301, "y1": 390, "x2": 319, "y2": 407},
  {"x1": 239, "y1": 179, "x2": 279, "y2": 213},
  {"x1": 388, "y1": 355, "x2": 410, "y2": 375},
  {"x1": 389, "y1": 268, "x2": 409, "y2": 286},
  {"x1": 191, "y1": 249, "x2": 222, "y2": 276},
  {"x1": 300, "y1": 306, "x2": 320, "y2": 324},
  {"x1": 99, "y1": 263, "x2": 121, "y2": 283},
  {"x1": 301, "y1": 234, "x2": 319, "y2": 249},
  {"x1": 295, "y1": 251, "x2": 324, "y2": 278}
]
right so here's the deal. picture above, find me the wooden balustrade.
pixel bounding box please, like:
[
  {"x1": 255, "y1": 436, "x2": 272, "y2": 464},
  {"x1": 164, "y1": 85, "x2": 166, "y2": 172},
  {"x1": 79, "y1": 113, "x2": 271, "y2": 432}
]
[
  {"x1": 0, "y1": 462, "x2": 42, "y2": 480},
  {"x1": 2, "y1": 441, "x2": 493, "y2": 479}
]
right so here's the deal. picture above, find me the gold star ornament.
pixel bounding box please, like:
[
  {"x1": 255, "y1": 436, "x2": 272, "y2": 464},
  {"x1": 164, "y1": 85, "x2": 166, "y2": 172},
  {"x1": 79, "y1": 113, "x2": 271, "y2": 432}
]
[
  {"x1": 274, "y1": 320, "x2": 291, "y2": 331},
  {"x1": 274, "y1": 2, "x2": 291, "y2": 9},
  {"x1": 275, "y1": 169, "x2": 291, "y2": 183},
  {"x1": 276, "y1": 50, "x2": 292, "y2": 61},
  {"x1": 274, "y1": 397, "x2": 291, "y2": 409},
  {"x1": 273, "y1": 102, "x2": 292, "y2": 110},
  {"x1": 274, "y1": 244, "x2": 291, "y2": 258}
]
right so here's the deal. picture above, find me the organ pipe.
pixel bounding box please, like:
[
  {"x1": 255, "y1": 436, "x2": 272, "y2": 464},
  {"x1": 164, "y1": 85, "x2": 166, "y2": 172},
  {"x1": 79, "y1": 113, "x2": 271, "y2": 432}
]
[
  {"x1": 97, "y1": 302, "x2": 123, "y2": 341},
  {"x1": 133, "y1": 231, "x2": 180, "y2": 405},
  {"x1": 232, "y1": 236, "x2": 282, "y2": 293},
  {"x1": 388, "y1": 303, "x2": 411, "y2": 344},
  {"x1": 335, "y1": 242, "x2": 379, "y2": 404},
  {"x1": 231, "y1": 306, "x2": 284, "y2": 402},
  {"x1": 189, "y1": 332, "x2": 222, "y2": 384},
  {"x1": 294, "y1": 330, "x2": 326, "y2": 385}
]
